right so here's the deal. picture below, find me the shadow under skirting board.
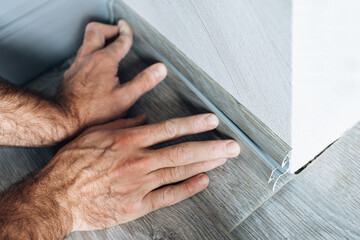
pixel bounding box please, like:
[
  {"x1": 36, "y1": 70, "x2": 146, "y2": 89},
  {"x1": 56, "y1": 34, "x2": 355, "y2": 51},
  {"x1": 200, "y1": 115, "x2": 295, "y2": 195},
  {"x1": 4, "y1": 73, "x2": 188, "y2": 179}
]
[{"x1": 109, "y1": 0, "x2": 293, "y2": 235}]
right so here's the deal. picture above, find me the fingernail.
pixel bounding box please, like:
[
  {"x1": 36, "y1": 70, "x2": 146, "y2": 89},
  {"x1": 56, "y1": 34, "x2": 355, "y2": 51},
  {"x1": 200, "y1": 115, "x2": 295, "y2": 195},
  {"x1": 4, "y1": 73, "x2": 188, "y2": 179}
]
[
  {"x1": 152, "y1": 64, "x2": 167, "y2": 79},
  {"x1": 198, "y1": 174, "x2": 209, "y2": 185},
  {"x1": 226, "y1": 140, "x2": 241, "y2": 156},
  {"x1": 205, "y1": 114, "x2": 219, "y2": 127}
]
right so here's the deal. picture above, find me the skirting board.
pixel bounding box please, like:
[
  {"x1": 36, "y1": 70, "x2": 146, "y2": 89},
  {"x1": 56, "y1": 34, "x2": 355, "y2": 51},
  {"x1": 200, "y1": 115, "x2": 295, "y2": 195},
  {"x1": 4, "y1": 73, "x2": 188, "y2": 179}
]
[{"x1": 111, "y1": 0, "x2": 292, "y2": 185}]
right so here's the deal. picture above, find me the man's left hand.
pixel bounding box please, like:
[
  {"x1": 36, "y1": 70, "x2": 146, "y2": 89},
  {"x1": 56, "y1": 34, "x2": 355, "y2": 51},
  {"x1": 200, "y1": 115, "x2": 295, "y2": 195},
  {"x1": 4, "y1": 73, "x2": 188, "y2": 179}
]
[{"x1": 57, "y1": 19, "x2": 167, "y2": 140}]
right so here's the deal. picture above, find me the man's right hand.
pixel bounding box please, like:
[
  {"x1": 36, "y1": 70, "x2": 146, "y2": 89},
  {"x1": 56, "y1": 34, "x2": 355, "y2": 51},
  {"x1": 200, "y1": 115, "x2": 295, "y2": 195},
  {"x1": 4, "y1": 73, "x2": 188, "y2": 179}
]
[{"x1": 0, "y1": 114, "x2": 240, "y2": 239}]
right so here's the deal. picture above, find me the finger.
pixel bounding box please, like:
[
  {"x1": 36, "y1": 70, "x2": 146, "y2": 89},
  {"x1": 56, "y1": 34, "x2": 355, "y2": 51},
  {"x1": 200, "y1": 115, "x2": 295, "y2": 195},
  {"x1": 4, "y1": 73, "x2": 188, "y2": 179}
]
[
  {"x1": 142, "y1": 174, "x2": 209, "y2": 214},
  {"x1": 119, "y1": 114, "x2": 147, "y2": 129},
  {"x1": 101, "y1": 114, "x2": 147, "y2": 130},
  {"x1": 148, "y1": 159, "x2": 226, "y2": 190},
  {"x1": 117, "y1": 63, "x2": 167, "y2": 106},
  {"x1": 80, "y1": 22, "x2": 120, "y2": 57},
  {"x1": 147, "y1": 140, "x2": 240, "y2": 171},
  {"x1": 122, "y1": 114, "x2": 220, "y2": 147},
  {"x1": 104, "y1": 19, "x2": 133, "y2": 62},
  {"x1": 85, "y1": 115, "x2": 147, "y2": 134}
]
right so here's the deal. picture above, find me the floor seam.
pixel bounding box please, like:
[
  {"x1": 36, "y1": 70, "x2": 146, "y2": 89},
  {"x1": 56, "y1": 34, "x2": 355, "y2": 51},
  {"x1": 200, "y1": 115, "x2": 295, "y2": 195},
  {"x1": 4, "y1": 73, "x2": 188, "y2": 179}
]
[
  {"x1": 191, "y1": 196, "x2": 236, "y2": 240},
  {"x1": 229, "y1": 173, "x2": 295, "y2": 233}
]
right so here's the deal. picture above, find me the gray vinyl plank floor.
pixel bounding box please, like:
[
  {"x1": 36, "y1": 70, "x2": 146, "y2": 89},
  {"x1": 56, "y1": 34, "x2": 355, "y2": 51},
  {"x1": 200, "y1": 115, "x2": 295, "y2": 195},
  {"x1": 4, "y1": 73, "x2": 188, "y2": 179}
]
[
  {"x1": 231, "y1": 123, "x2": 360, "y2": 239},
  {"x1": 24, "y1": 49, "x2": 295, "y2": 238},
  {"x1": 1, "y1": 51, "x2": 360, "y2": 239}
]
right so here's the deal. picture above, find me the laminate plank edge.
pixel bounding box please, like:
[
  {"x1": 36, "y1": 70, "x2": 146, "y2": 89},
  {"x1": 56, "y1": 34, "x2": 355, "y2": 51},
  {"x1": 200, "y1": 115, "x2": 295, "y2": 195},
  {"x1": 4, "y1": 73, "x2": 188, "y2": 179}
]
[{"x1": 111, "y1": 0, "x2": 292, "y2": 183}]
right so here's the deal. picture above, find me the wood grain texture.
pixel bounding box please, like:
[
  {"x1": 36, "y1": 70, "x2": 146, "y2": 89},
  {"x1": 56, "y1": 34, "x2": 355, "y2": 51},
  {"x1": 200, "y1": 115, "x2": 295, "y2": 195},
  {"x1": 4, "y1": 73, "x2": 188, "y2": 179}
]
[
  {"x1": 113, "y1": 48, "x2": 294, "y2": 234},
  {"x1": 120, "y1": 0, "x2": 292, "y2": 145},
  {"x1": 112, "y1": 0, "x2": 291, "y2": 177},
  {"x1": 231, "y1": 123, "x2": 360, "y2": 239},
  {"x1": 1, "y1": 2, "x2": 358, "y2": 239},
  {"x1": 111, "y1": 4, "x2": 295, "y2": 233},
  {"x1": 2, "y1": 35, "x2": 359, "y2": 240},
  {"x1": 1, "y1": 49, "x2": 294, "y2": 238}
]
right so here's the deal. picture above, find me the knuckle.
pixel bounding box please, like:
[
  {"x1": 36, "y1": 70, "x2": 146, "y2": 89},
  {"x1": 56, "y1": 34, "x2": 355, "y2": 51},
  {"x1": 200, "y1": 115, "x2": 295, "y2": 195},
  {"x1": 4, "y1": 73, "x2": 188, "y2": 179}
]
[
  {"x1": 122, "y1": 134, "x2": 135, "y2": 146},
  {"x1": 161, "y1": 150, "x2": 175, "y2": 167},
  {"x1": 138, "y1": 71, "x2": 154, "y2": 91},
  {"x1": 101, "y1": 59, "x2": 118, "y2": 72},
  {"x1": 122, "y1": 159, "x2": 144, "y2": 173},
  {"x1": 191, "y1": 116, "x2": 203, "y2": 131},
  {"x1": 85, "y1": 22, "x2": 98, "y2": 31},
  {"x1": 114, "y1": 130, "x2": 137, "y2": 146},
  {"x1": 84, "y1": 30, "x2": 103, "y2": 48},
  {"x1": 124, "y1": 201, "x2": 141, "y2": 215},
  {"x1": 120, "y1": 89, "x2": 135, "y2": 104},
  {"x1": 184, "y1": 181, "x2": 194, "y2": 195},
  {"x1": 156, "y1": 170, "x2": 168, "y2": 186},
  {"x1": 89, "y1": 51, "x2": 108, "y2": 64},
  {"x1": 85, "y1": 29, "x2": 97, "y2": 42},
  {"x1": 209, "y1": 142, "x2": 221, "y2": 158},
  {"x1": 163, "y1": 187, "x2": 175, "y2": 206},
  {"x1": 211, "y1": 143, "x2": 217, "y2": 158},
  {"x1": 174, "y1": 144, "x2": 192, "y2": 164},
  {"x1": 173, "y1": 166, "x2": 185, "y2": 180},
  {"x1": 163, "y1": 120, "x2": 177, "y2": 138}
]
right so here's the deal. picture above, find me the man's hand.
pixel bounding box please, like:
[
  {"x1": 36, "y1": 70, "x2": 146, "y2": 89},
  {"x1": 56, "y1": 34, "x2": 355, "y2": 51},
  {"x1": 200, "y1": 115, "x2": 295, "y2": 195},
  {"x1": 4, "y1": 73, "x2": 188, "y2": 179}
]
[
  {"x1": 0, "y1": 20, "x2": 166, "y2": 146},
  {"x1": 57, "y1": 20, "x2": 166, "y2": 130},
  {"x1": 0, "y1": 114, "x2": 241, "y2": 239}
]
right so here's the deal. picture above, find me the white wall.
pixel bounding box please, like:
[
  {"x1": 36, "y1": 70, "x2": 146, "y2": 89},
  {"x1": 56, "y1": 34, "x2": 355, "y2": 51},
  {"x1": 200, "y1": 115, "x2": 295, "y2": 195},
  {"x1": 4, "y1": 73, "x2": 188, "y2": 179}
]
[
  {"x1": 123, "y1": 0, "x2": 360, "y2": 172},
  {"x1": 122, "y1": 0, "x2": 292, "y2": 145},
  {"x1": 292, "y1": 0, "x2": 360, "y2": 171}
]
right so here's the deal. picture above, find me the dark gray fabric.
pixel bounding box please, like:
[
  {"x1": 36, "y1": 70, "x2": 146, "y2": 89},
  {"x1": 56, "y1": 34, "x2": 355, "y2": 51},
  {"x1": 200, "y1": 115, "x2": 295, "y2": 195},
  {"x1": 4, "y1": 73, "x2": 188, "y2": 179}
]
[{"x1": 0, "y1": 0, "x2": 109, "y2": 84}]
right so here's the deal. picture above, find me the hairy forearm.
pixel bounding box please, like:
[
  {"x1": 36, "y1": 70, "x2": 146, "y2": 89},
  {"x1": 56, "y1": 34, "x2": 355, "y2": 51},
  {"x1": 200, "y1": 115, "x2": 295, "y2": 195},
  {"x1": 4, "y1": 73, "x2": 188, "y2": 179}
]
[
  {"x1": 0, "y1": 80, "x2": 80, "y2": 146},
  {"x1": 0, "y1": 173, "x2": 72, "y2": 240}
]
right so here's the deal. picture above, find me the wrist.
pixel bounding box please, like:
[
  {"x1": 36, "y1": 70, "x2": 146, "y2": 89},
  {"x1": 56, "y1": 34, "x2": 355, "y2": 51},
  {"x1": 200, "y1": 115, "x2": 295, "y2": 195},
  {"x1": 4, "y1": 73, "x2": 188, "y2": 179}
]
[
  {"x1": 0, "y1": 174, "x2": 73, "y2": 239},
  {"x1": 33, "y1": 172, "x2": 74, "y2": 236},
  {"x1": 53, "y1": 92, "x2": 83, "y2": 142}
]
